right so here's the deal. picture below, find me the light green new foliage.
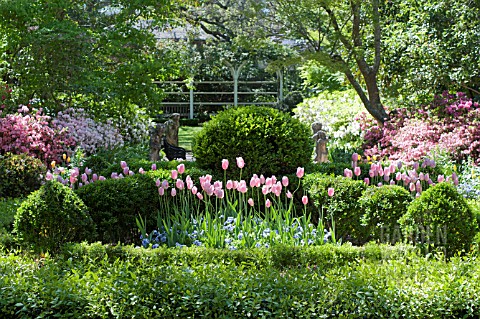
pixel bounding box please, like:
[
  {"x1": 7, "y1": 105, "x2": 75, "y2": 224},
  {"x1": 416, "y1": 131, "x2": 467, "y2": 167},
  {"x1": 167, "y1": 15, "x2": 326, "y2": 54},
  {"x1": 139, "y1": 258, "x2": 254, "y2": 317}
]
[{"x1": 294, "y1": 89, "x2": 369, "y2": 152}]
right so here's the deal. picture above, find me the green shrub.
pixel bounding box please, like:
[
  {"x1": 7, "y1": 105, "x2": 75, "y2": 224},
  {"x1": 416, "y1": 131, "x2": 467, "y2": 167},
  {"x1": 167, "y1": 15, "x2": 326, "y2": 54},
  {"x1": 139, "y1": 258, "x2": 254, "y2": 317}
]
[
  {"x1": 400, "y1": 182, "x2": 478, "y2": 257},
  {"x1": 193, "y1": 106, "x2": 312, "y2": 177},
  {"x1": 13, "y1": 181, "x2": 95, "y2": 252},
  {"x1": 358, "y1": 185, "x2": 412, "y2": 244},
  {"x1": 303, "y1": 173, "x2": 367, "y2": 244},
  {"x1": 75, "y1": 174, "x2": 159, "y2": 244},
  {"x1": 0, "y1": 153, "x2": 46, "y2": 198},
  {"x1": 0, "y1": 197, "x2": 24, "y2": 232}
]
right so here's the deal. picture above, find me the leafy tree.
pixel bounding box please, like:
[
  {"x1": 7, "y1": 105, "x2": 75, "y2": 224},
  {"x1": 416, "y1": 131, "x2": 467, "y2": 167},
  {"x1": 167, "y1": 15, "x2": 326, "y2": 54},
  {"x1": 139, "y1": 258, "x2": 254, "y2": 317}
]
[
  {"x1": 0, "y1": 0, "x2": 183, "y2": 119},
  {"x1": 266, "y1": 0, "x2": 389, "y2": 125},
  {"x1": 381, "y1": 0, "x2": 480, "y2": 105}
]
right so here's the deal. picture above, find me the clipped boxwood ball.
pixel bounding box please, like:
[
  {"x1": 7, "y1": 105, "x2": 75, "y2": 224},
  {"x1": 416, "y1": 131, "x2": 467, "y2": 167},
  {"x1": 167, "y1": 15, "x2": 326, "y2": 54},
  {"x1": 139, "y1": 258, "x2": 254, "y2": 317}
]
[
  {"x1": 359, "y1": 185, "x2": 412, "y2": 244},
  {"x1": 13, "y1": 180, "x2": 95, "y2": 253},
  {"x1": 400, "y1": 182, "x2": 477, "y2": 257},
  {"x1": 193, "y1": 106, "x2": 312, "y2": 177}
]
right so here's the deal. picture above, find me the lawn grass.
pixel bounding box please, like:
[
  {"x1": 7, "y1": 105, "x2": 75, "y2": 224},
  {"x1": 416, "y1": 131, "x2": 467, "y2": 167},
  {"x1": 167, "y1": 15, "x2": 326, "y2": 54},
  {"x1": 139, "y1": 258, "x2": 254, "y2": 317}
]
[{"x1": 178, "y1": 126, "x2": 202, "y2": 151}]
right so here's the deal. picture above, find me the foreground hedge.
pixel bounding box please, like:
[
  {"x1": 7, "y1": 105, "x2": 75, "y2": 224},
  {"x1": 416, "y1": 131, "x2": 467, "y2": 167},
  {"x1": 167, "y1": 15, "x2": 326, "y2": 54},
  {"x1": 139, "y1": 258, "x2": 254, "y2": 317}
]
[{"x1": 1, "y1": 245, "x2": 480, "y2": 318}]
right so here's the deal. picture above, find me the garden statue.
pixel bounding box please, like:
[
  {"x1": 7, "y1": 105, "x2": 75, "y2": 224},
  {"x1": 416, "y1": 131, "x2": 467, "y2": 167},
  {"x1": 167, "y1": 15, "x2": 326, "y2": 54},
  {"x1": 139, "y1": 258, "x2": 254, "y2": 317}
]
[
  {"x1": 312, "y1": 122, "x2": 329, "y2": 163},
  {"x1": 149, "y1": 123, "x2": 166, "y2": 161},
  {"x1": 165, "y1": 113, "x2": 181, "y2": 146}
]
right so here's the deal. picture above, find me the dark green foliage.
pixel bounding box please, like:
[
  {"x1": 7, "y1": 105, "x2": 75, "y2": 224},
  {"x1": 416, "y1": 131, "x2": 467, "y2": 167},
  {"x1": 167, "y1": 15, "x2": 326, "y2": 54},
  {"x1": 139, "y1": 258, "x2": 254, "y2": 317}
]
[
  {"x1": 193, "y1": 106, "x2": 312, "y2": 177},
  {"x1": 75, "y1": 174, "x2": 159, "y2": 244},
  {"x1": 0, "y1": 198, "x2": 23, "y2": 250},
  {"x1": 359, "y1": 185, "x2": 412, "y2": 243},
  {"x1": 400, "y1": 182, "x2": 478, "y2": 257},
  {"x1": 0, "y1": 153, "x2": 46, "y2": 198},
  {"x1": 307, "y1": 161, "x2": 371, "y2": 178},
  {"x1": 4, "y1": 243, "x2": 480, "y2": 318},
  {"x1": 13, "y1": 181, "x2": 94, "y2": 253},
  {"x1": 303, "y1": 173, "x2": 367, "y2": 244}
]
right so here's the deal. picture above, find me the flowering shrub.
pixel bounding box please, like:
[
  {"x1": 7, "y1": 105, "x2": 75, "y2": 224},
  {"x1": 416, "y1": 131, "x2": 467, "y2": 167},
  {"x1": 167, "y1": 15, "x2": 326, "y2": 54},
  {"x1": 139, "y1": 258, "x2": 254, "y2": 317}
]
[
  {"x1": 294, "y1": 89, "x2": 368, "y2": 152},
  {"x1": 53, "y1": 108, "x2": 124, "y2": 155},
  {"x1": 360, "y1": 92, "x2": 480, "y2": 163},
  {"x1": 113, "y1": 108, "x2": 152, "y2": 144},
  {"x1": 0, "y1": 107, "x2": 75, "y2": 164}
]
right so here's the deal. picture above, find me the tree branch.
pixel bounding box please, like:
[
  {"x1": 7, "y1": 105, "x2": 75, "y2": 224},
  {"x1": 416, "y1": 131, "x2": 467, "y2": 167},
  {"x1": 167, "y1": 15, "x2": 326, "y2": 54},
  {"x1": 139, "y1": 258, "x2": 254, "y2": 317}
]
[{"x1": 372, "y1": 0, "x2": 381, "y2": 73}]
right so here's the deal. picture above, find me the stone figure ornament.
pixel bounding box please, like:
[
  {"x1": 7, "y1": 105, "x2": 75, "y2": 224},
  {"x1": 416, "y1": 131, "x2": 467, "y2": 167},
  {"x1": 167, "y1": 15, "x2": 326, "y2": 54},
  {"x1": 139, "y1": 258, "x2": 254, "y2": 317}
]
[
  {"x1": 165, "y1": 113, "x2": 181, "y2": 146},
  {"x1": 149, "y1": 123, "x2": 166, "y2": 161},
  {"x1": 312, "y1": 122, "x2": 329, "y2": 163}
]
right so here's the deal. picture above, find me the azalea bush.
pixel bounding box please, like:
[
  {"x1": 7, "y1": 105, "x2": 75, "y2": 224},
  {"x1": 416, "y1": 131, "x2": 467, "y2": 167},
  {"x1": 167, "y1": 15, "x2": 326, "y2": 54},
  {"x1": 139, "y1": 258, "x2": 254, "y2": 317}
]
[
  {"x1": 53, "y1": 108, "x2": 124, "y2": 155},
  {"x1": 0, "y1": 107, "x2": 75, "y2": 164},
  {"x1": 360, "y1": 91, "x2": 480, "y2": 163}
]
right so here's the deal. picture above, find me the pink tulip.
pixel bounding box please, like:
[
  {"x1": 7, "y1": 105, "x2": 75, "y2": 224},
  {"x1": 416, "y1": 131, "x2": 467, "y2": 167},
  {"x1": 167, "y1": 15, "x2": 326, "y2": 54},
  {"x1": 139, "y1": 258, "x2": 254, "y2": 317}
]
[
  {"x1": 151, "y1": 163, "x2": 157, "y2": 171},
  {"x1": 192, "y1": 186, "x2": 198, "y2": 195},
  {"x1": 352, "y1": 153, "x2": 359, "y2": 163},
  {"x1": 437, "y1": 175, "x2": 445, "y2": 183},
  {"x1": 158, "y1": 187, "x2": 165, "y2": 196},
  {"x1": 123, "y1": 167, "x2": 129, "y2": 175},
  {"x1": 354, "y1": 166, "x2": 361, "y2": 177},
  {"x1": 384, "y1": 174, "x2": 390, "y2": 182},
  {"x1": 233, "y1": 181, "x2": 239, "y2": 190},
  {"x1": 226, "y1": 180, "x2": 234, "y2": 190},
  {"x1": 81, "y1": 173, "x2": 88, "y2": 183},
  {"x1": 128, "y1": 171, "x2": 134, "y2": 176},
  {"x1": 205, "y1": 174, "x2": 212, "y2": 183},
  {"x1": 390, "y1": 180, "x2": 395, "y2": 185},
  {"x1": 378, "y1": 167, "x2": 384, "y2": 177},
  {"x1": 171, "y1": 170, "x2": 178, "y2": 180},
  {"x1": 162, "y1": 180, "x2": 169, "y2": 189},
  {"x1": 79, "y1": 182, "x2": 83, "y2": 188},
  {"x1": 409, "y1": 182, "x2": 415, "y2": 192},
  {"x1": 377, "y1": 182, "x2": 383, "y2": 187},
  {"x1": 250, "y1": 176, "x2": 257, "y2": 188},
  {"x1": 120, "y1": 161, "x2": 127, "y2": 169},
  {"x1": 265, "y1": 199, "x2": 271, "y2": 208},
  {"x1": 236, "y1": 157, "x2": 245, "y2": 169},
  {"x1": 197, "y1": 192, "x2": 203, "y2": 200},
  {"x1": 206, "y1": 185, "x2": 214, "y2": 196},
  {"x1": 282, "y1": 176, "x2": 289, "y2": 187},
  {"x1": 171, "y1": 188, "x2": 177, "y2": 197},
  {"x1": 118, "y1": 174, "x2": 124, "y2": 179},
  {"x1": 70, "y1": 175, "x2": 77, "y2": 184},
  {"x1": 369, "y1": 170, "x2": 375, "y2": 178},
  {"x1": 296, "y1": 167, "x2": 305, "y2": 179},
  {"x1": 85, "y1": 168, "x2": 92, "y2": 175},
  {"x1": 344, "y1": 168, "x2": 353, "y2": 178},
  {"x1": 215, "y1": 189, "x2": 225, "y2": 199},
  {"x1": 222, "y1": 159, "x2": 229, "y2": 170},
  {"x1": 248, "y1": 198, "x2": 254, "y2": 206},
  {"x1": 266, "y1": 177, "x2": 273, "y2": 187},
  {"x1": 138, "y1": 168, "x2": 145, "y2": 174},
  {"x1": 214, "y1": 181, "x2": 223, "y2": 190},
  {"x1": 286, "y1": 191, "x2": 293, "y2": 199},
  {"x1": 176, "y1": 179, "x2": 184, "y2": 190},
  {"x1": 46, "y1": 171, "x2": 53, "y2": 181},
  {"x1": 395, "y1": 172, "x2": 402, "y2": 181},
  {"x1": 262, "y1": 185, "x2": 270, "y2": 195},
  {"x1": 260, "y1": 175, "x2": 266, "y2": 184},
  {"x1": 177, "y1": 163, "x2": 185, "y2": 174},
  {"x1": 302, "y1": 195, "x2": 308, "y2": 205},
  {"x1": 363, "y1": 178, "x2": 370, "y2": 186},
  {"x1": 328, "y1": 188, "x2": 335, "y2": 197},
  {"x1": 99, "y1": 176, "x2": 106, "y2": 181},
  {"x1": 238, "y1": 180, "x2": 248, "y2": 193},
  {"x1": 155, "y1": 179, "x2": 161, "y2": 187}
]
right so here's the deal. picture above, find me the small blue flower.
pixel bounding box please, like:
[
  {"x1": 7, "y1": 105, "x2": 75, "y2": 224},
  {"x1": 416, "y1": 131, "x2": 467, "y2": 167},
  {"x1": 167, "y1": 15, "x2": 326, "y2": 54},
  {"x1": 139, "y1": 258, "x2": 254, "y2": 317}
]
[
  {"x1": 265, "y1": 243, "x2": 270, "y2": 248},
  {"x1": 160, "y1": 235, "x2": 167, "y2": 243},
  {"x1": 293, "y1": 234, "x2": 300, "y2": 239},
  {"x1": 193, "y1": 240, "x2": 202, "y2": 246},
  {"x1": 175, "y1": 242, "x2": 185, "y2": 248},
  {"x1": 225, "y1": 216, "x2": 235, "y2": 225},
  {"x1": 308, "y1": 239, "x2": 314, "y2": 245},
  {"x1": 238, "y1": 233, "x2": 243, "y2": 240},
  {"x1": 152, "y1": 244, "x2": 159, "y2": 249},
  {"x1": 152, "y1": 230, "x2": 159, "y2": 236},
  {"x1": 297, "y1": 226, "x2": 303, "y2": 233},
  {"x1": 142, "y1": 238, "x2": 150, "y2": 247},
  {"x1": 255, "y1": 243, "x2": 262, "y2": 248},
  {"x1": 225, "y1": 238, "x2": 233, "y2": 244},
  {"x1": 262, "y1": 228, "x2": 271, "y2": 238},
  {"x1": 229, "y1": 245, "x2": 237, "y2": 251}
]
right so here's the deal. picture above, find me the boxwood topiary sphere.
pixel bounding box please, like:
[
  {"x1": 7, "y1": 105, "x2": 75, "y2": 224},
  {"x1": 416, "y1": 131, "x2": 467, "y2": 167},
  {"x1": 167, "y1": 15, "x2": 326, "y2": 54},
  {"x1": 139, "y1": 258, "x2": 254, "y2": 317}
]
[
  {"x1": 0, "y1": 152, "x2": 46, "y2": 198},
  {"x1": 193, "y1": 106, "x2": 312, "y2": 177},
  {"x1": 13, "y1": 180, "x2": 95, "y2": 253},
  {"x1": 400, "y1": 182, "x2": 477, "y2": 257},
  {"x1": 359, "y1": 185, "x2": 412, "y2": 244}
]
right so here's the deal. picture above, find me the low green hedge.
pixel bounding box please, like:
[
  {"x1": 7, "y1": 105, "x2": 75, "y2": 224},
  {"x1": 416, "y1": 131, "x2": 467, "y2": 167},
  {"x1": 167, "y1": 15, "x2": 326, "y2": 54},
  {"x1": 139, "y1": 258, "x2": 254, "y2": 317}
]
[{"x1": 2, "y1": 244, "x2": 480, "y2": 318}]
